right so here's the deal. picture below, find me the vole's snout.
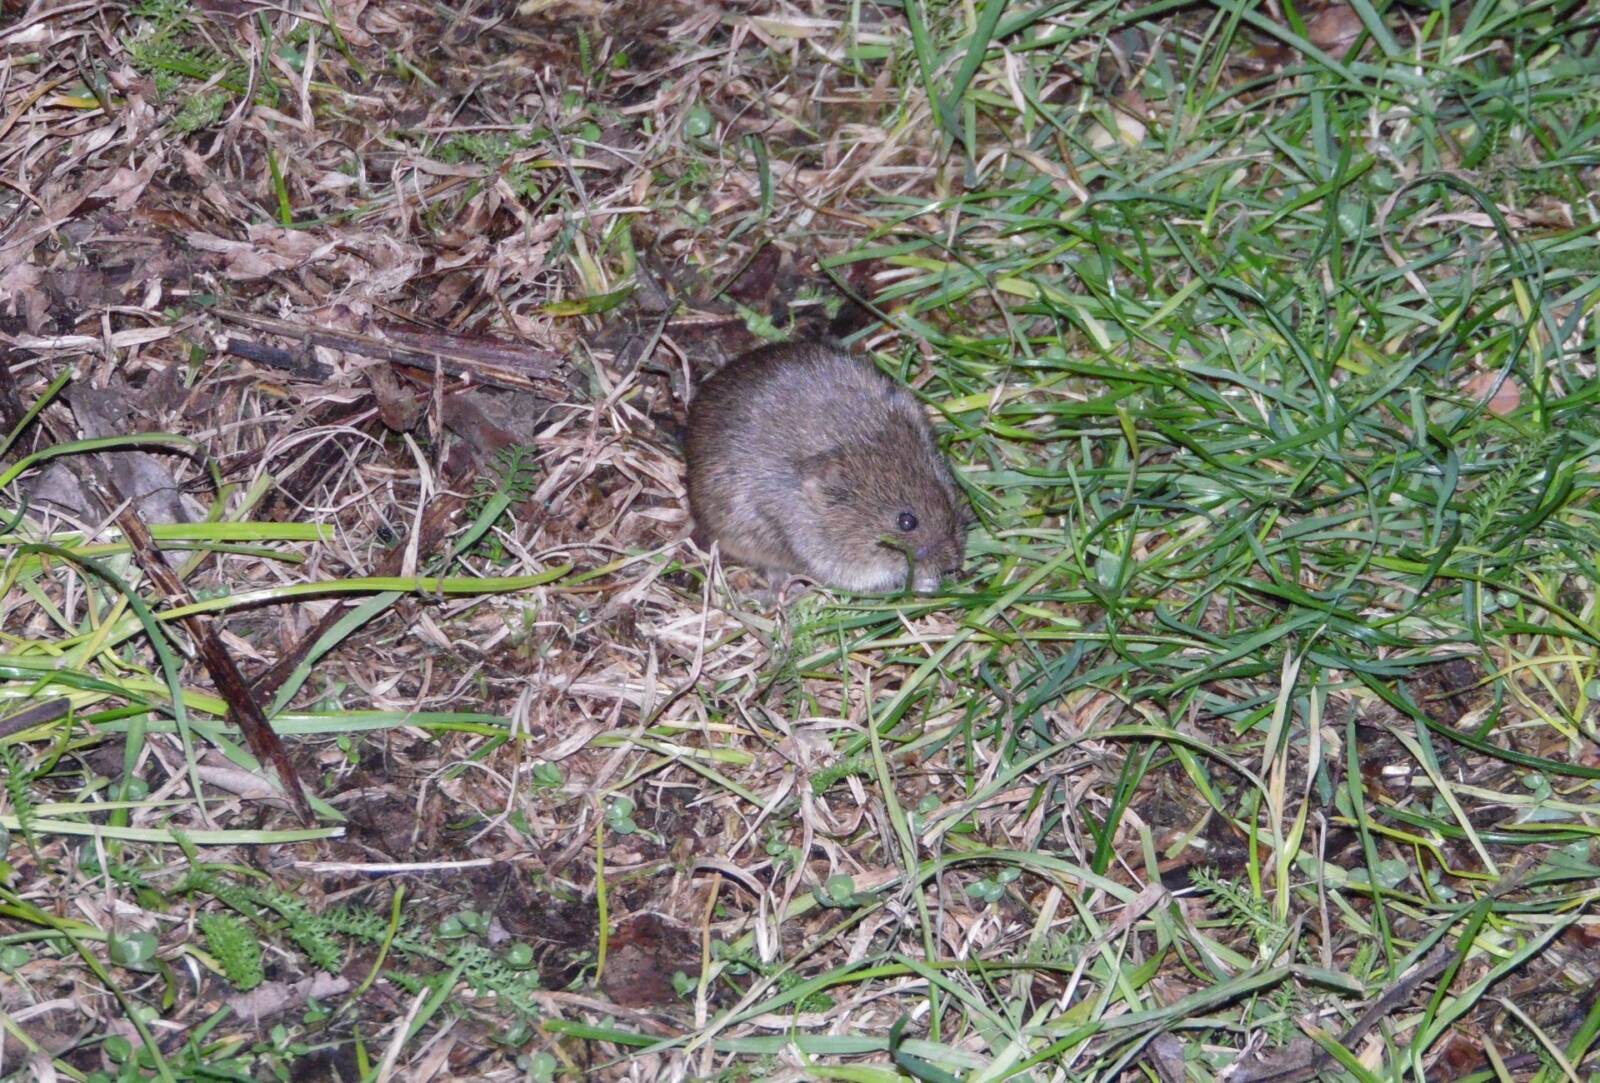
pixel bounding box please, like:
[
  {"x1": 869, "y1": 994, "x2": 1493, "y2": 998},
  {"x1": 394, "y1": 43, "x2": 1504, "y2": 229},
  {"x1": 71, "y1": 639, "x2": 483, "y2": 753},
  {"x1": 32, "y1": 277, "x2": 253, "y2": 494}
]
[{"x1": 908, "y1": 546, "x2": 963, "y2": 593}]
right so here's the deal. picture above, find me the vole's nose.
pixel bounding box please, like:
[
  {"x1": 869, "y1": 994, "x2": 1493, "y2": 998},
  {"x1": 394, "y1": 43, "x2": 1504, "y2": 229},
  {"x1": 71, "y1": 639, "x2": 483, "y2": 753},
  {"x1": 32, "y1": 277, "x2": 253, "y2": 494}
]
[{"x1": 910, "y1": 546, "x2": 961, "y2": 588}]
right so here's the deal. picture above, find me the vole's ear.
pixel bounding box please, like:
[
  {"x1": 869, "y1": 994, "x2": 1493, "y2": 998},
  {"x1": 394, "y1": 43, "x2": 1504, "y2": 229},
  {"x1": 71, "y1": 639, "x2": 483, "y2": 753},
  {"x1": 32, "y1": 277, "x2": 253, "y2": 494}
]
[{"x1": 800, "y1": 451, "x2": 850, "y2": 506}]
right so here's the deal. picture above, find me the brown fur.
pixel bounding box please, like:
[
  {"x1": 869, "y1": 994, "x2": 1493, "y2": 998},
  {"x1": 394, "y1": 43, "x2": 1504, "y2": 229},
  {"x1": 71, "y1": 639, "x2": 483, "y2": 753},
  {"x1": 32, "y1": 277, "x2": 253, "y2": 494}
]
[{"x1": 685, "y1": 342, "x2": 968, "y2": 593}]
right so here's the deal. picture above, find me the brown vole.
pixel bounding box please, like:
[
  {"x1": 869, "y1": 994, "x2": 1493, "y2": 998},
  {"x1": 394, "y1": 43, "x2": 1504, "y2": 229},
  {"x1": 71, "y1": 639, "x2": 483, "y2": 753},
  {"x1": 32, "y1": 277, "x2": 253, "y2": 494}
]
[{"x1": 685, "y1": 341, "x2": 968, "y2": 593}]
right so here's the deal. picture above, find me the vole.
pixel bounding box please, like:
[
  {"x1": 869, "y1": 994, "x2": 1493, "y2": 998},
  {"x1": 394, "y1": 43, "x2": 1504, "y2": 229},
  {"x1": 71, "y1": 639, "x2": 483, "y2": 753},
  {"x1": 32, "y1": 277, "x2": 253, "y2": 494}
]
[{"x1": 685, "y1": 341, "x2": 968, "y2": 593}]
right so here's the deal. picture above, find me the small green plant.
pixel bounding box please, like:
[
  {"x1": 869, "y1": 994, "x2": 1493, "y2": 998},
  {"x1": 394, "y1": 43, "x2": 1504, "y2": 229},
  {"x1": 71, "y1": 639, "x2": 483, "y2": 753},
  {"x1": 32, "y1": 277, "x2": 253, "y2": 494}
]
[
  {"x1": 604, "y1": 795, "x2": 638, "y2": 835},
  {"x1": 521, "y1": 1050, "x2": 559, "y2": 1081},
  {"x1": 963, "y1": 866, "x2": 1020, "y2": 905},
  {"x1": 465, "y1": 445, "x2": 540, "y2": 563},
  {"x1": 171, "y1": 89, "x2": 230, "y2": 132},
  {"x1": 763, "y1": 826, "x2": 803, "y2": 873},
  {"x1": 1261, "y1": 982, "x2": 1300, "y2": 1046},
  {"x1": 810, "y1": 755, "x2": 872, "y2": 794},
  {"x1": 129, "y1": 24, "x2": 246, "y2": 100},
  {"x1": 182, "y1": 870, "x2": 343, "y2": 971},
  {"x1": 107, "y1": 928, "x2": 159, "y2": 971},
  {"x1": 436, "y1": 128, "x2": 550, "y2": 167},
  {"x1": 0, "y1": 744, "x2": 37, "y2": 845},
  {"x1": 814, "y1": 874, "x2": 875, "y2": 909},
  {"x1": 1188, "y1": 866, "x2": 1283, "y2": 953},
  {"x1": 128, "y1": 0, "x2": 282, "y2": 114},
  {"x1": 438, "y1": 909, "x2": 490, "y2": 938},
  {"x1": 198, "y1": 912, "x2": 265, "y2": 991},
  {"x1": 529, "y1": 762, "x2": 565, "y2": 790},
  {"x1": 182, "y1": 872, "x2": 547, "y2": 1028}
]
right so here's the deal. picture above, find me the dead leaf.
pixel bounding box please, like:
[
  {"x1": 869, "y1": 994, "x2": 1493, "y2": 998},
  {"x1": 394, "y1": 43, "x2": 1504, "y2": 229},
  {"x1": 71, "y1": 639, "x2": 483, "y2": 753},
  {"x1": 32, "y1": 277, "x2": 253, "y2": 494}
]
[
  {"x1": 1306, "y1": 4, "x2": 1365, "y2": 53},
  {"x1": 1461, "y1": 370, "x2": 1521, "y2": 416}
]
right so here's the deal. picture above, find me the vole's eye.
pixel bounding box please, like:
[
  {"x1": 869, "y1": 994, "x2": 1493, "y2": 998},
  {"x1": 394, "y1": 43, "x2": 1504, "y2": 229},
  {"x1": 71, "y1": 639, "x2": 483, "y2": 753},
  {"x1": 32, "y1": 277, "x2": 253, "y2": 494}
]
[{"x1": 896, "y1": 511, "x2": 918, "y2": 532}]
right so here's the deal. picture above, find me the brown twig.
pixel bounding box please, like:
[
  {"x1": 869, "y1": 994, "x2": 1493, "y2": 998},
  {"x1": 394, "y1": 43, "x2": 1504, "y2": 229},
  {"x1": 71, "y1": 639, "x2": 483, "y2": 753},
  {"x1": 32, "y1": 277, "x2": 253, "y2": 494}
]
[
  {"x1": 0, "y1": 698, "x2": 72, "y2": 741},
  {"x1": 221, "y1": 337, "x2": 328, "y2": 380},
  {"x1": 81, "y1": 470, "x2": 316, "y2": 824},
  {"x1": 212, "y1": 308, "x2": 570, "y2": 396}
]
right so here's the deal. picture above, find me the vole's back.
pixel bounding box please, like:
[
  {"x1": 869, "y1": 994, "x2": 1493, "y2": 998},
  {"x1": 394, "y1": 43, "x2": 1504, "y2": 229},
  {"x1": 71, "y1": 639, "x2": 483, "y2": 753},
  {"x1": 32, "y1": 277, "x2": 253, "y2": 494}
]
[{"x1": 690, "y1": 342, "x2": 916, "y2": 464}]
